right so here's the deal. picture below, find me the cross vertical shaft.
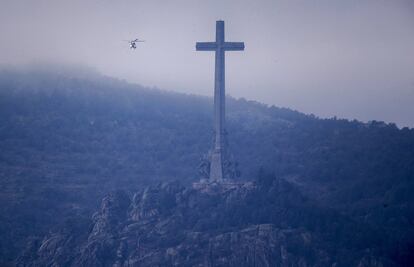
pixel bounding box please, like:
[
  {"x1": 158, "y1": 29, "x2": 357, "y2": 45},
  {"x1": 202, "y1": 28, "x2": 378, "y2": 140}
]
[
  {"x1": 196, "y1": 21, "x2": 244, "y2": 182},
  {"x1": 215, "y1": 21, "x2": 224, "y2": 153}
]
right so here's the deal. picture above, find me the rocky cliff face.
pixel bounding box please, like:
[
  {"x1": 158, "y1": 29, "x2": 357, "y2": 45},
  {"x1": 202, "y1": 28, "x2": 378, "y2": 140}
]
[{"x1": 18, "y1": 179, "x2": 392, "y2": 267}]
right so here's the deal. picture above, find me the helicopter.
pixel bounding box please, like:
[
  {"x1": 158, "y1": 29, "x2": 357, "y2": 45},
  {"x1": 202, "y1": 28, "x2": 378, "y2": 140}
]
[{"x1": 124, "y1": 38, "x2": 145, "y2": 49}]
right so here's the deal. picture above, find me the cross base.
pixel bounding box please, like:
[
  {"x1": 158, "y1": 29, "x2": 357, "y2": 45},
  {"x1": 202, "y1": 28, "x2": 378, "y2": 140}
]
[
  {"x1": 192, "y1": 179, "x2": 255, "y2": 194},
  {"x1": 209, "y1": 149, "x2": 223, "y2": 182}
]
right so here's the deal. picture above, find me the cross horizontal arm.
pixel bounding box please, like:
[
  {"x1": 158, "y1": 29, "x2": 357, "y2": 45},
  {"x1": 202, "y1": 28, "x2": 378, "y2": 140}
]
[
  {"x1": 223, "y1": 42, "x2": 245, "y2": 51},
  {"x1": 196, "y1": 42, "x2": 217, "y2": 51}
]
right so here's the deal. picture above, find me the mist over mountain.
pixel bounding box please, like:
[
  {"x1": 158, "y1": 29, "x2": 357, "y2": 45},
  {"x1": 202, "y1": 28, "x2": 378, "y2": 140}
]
[
  {"x1": 2, "y1": 1, "x2": 414, "y2": 127},
  {"x1": 0, "y1": 66, "x2": 413, "y2": 266}
]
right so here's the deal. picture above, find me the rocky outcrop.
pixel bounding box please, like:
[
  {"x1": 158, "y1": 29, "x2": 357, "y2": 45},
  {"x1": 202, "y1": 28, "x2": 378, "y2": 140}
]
[{"x1": 18, "y1": 180, "x2": 393, "y2": 266}]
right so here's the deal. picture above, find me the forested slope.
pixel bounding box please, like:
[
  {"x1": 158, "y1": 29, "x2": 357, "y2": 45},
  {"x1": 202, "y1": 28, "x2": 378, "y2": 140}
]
[{"x1": 0, "y1": 68, "x2": 413, "y2": 265}]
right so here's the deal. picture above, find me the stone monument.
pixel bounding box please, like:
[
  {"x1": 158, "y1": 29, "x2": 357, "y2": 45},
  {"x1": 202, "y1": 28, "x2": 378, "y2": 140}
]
[{"x1": 196, "y1": 21, "x2": 244, "y2": 184}]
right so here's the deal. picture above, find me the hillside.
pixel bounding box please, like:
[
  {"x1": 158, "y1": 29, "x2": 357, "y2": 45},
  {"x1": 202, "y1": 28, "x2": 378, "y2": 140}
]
[
  {"x1": 17, "y1": 179, "x2": 394, "y2": 266},
  {"x1": 0, "y1": 67, "x2": 413, "y2": 265}
]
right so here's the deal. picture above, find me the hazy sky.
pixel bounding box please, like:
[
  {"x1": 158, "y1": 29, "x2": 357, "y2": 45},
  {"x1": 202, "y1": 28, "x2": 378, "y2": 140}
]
[{"x1": 1, "y1": 0, "x2": 414, "y2": 127}]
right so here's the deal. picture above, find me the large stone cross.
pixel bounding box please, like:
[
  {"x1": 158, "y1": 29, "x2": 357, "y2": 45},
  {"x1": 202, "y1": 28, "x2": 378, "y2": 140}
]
[{"x1": 196, "y1": 21, "x2": 244, "y2": 182}]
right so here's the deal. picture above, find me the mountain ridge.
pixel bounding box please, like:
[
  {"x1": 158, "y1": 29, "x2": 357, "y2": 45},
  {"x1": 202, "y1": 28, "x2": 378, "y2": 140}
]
[{"x1": 0, "y1": 67, "x2": 413, "y2": 265}]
